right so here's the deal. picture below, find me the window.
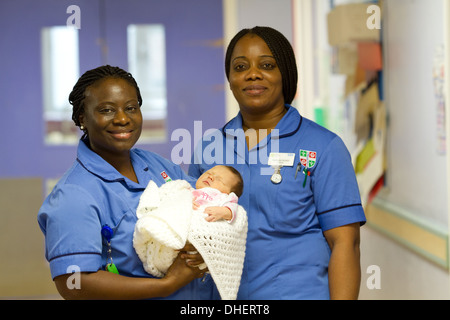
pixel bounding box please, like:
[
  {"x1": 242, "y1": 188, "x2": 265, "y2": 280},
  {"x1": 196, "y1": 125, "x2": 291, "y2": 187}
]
[
  {"x1": 127, "y1": 24, "x2": 167, "y2": 142},
  {"x1": 41, "y1": 26, "x2": 80, "y2": 145},
  {"x1": 41, "y1": 24, "x2": 167, "y2": 145}
]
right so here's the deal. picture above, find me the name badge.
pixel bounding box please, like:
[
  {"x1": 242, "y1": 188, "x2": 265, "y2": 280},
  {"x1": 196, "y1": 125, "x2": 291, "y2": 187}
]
[
  {"x1": 268, "y1": 153, "x2": 295, "y2": 167},
  {"x1": 268, "y1": 153, "x2": 295, "y2": 184}
]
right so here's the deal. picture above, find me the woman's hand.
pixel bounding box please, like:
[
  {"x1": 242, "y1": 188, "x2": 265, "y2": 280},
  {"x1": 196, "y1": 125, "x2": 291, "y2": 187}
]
[
  {"x1": 163, "y1": 243, "x2": 208, "y2": 292},
  {"x1": 179, "y1": 243, "x2": 207, "y2": 270}
]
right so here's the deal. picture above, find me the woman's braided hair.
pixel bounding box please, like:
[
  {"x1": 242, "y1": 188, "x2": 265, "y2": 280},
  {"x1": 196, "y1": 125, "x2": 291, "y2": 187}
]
[
  {"x1": 69, "y1": 65, "x2": 142, "y2": 128},
  {"x1": 224, "y1": 26, "x2": 298, "y2": 104}
]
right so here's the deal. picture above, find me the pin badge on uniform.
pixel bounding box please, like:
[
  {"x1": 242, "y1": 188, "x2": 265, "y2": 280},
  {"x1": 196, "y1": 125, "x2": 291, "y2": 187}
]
[
  {"x1": 160, "y1": 171, "x2": 172, "y2": 183},
  {"x1": 299, "y1": 150, "x2": 317, "y2": 187},
  {"x1": 268, "y1": 153, "x2": 295, "y2": 185},
  {"x1": 271, "y1": 166, "x2": 282, "y2": 184}
]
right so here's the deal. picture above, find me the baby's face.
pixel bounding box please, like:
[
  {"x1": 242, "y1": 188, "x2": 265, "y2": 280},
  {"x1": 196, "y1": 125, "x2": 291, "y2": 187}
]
[{"x1": 195, "y1": 166, "x2": 235, "y2": 194}]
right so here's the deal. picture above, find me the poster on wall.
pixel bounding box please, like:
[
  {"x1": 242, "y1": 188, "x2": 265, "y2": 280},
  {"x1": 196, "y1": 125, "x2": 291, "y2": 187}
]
[{"x1": 433, "y1": 44, "x2": 446, "y2": 155}]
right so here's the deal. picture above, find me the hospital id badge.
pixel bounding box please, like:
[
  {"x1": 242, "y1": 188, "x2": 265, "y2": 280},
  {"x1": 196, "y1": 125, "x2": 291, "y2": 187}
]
[
  {"x1": 268, "y1": 153, "x2": 295, "y2": 167},
  {"x1": 268, "y1": 153, "x2": 294, "y2": 184}
]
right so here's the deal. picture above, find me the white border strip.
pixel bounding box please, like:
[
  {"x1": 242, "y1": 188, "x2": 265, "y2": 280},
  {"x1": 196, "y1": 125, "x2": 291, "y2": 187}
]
[
  {"x1": 292, "y1": 0, "x2": 315, "y2": 119},
  {"x1": 223, "y1": 0, "x2": 239, "y2": 121}
]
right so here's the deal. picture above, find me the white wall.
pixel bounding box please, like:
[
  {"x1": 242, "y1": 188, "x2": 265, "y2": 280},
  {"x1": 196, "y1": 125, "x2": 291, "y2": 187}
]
[{"x1": 360, "y1": 227, "x2": 450, "y2": 299}]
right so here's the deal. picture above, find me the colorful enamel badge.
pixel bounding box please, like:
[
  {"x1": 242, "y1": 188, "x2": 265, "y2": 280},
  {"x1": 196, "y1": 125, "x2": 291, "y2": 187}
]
[
  {"x1": 299, "y1": 150, "x2": 317, "y2": 169},
  {"x1": 299, "y1": 150, "x2": 317, "y2": 187},
  {"x1": 160, "y1": 171, "x2": 172, "y2": 183}
]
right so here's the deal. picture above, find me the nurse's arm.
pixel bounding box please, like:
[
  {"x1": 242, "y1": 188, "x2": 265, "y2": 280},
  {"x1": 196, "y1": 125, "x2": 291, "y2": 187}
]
[
  {"x1": 53, "y1": 252, "x2": 203, "y2": 300},
  {"x1": 323, "y1": 222, "x2": 361, "y2": 300}
]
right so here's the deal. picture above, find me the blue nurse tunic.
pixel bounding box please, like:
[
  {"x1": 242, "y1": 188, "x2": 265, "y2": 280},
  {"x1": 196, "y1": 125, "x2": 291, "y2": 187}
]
[
  {"x1": 37, "y1": 138, "x2": 216, "y2": 299},
  {"x1": 188, "y1": 105, "x2": 366, "y2": 299}
]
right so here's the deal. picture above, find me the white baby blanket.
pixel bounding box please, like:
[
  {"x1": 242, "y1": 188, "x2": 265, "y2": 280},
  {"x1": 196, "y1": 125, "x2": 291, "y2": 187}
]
[{"x1": 133, "y1": 179, "x2": 248, "y2": 300}]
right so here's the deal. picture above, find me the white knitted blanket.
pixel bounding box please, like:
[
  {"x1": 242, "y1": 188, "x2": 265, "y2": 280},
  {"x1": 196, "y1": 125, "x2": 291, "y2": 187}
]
[{"x1": 133, "y1": 179, "x2": 248, "y2": 300}]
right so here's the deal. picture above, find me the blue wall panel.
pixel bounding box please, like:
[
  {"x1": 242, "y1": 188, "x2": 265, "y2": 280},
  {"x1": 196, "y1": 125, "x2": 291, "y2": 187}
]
[{"x1": 0, "y1": 0, "x2": 225, "y2": 180}]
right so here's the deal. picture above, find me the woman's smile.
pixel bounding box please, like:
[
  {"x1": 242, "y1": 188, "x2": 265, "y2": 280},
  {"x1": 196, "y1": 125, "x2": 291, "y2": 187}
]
[
  {"x1": 107, "y1": 129, "x2": 134, "y2": 140},
  {"x1": 243, "y1": 85, "x2": 268, "y2": 96}
]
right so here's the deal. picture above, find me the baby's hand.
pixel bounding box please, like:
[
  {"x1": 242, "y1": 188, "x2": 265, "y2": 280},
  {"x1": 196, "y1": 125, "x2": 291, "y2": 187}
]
[
  {"x1": 192, "y1": 199, "x2": 200, "y2": 210},
  {"x1": 204, "y1": 206, "x2": 232, "y2": 222}
]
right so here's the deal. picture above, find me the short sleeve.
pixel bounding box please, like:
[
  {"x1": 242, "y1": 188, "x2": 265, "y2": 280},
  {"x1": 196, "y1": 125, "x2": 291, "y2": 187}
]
[
  {"x1": 312, "y1": 136, "x2": 366, "y2": 231},
  {"x1": 37, "y1": 184, "x2": 103, "y2": 279}
]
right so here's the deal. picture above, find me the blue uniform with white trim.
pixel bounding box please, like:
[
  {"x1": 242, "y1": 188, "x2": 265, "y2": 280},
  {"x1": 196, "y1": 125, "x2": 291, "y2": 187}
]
[
  {"x1": 37, "y1": 138, "x2": 216, "y2": 299},
  {"x1": 188, "y1": 105, "x2": 366, "y2": 299}
]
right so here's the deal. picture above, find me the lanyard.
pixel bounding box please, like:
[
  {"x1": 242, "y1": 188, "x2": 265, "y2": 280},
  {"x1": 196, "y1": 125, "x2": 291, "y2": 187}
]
[{"x1": 101, "y1": 225, "x2": 119, "y2": 274}]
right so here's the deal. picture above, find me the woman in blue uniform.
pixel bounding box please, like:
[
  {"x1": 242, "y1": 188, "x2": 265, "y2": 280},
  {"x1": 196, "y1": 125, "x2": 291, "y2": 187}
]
[
  {"x1": 189, "y1": 27, "x2": 366, "y2": 299},
  {"x1": 38, "y1": 65, "x2": 213, "y2": 299}
]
